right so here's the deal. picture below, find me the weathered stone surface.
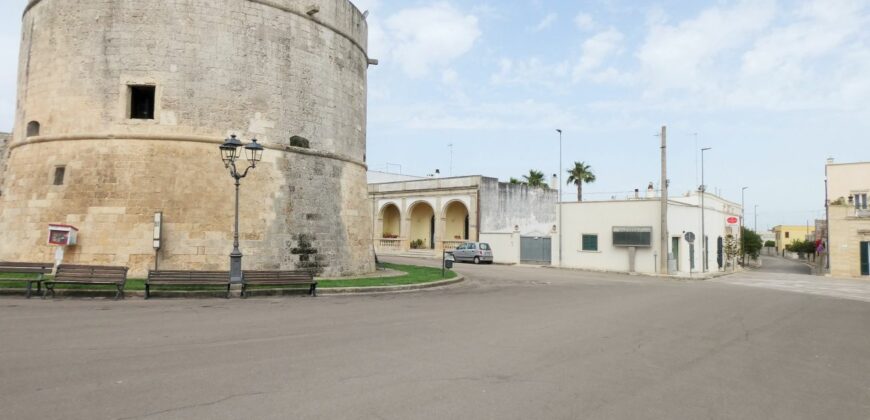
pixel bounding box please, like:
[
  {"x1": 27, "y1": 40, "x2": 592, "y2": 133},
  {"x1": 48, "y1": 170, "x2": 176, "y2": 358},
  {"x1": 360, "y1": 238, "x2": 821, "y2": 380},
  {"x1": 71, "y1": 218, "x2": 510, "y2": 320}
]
[
  {"x1": 0, "y1": 132, "x2": 8, "y2": 195},
  {"x1": 0, "y1": 0, "x2": 374, "y2": 277}
]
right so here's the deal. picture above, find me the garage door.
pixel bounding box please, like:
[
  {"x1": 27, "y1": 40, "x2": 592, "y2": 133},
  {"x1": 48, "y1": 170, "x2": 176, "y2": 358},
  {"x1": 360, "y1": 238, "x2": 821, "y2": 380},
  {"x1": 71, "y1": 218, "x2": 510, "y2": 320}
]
[{"x1": 521, "y1": 236, "x2": 552, "y2": 265}]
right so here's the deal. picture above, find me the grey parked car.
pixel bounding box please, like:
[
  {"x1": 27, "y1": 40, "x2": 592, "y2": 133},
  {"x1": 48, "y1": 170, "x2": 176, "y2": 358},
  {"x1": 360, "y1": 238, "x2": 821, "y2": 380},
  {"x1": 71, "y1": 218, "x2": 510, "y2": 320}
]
[{"x1": 451, "y1": 242, "x2": 494, "y2": 264}]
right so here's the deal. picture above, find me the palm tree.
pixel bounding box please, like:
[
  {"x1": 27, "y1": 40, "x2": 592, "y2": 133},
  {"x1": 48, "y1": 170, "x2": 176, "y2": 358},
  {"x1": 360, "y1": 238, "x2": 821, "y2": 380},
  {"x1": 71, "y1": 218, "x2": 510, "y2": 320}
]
[
  {"x1": 509, "y1": 177, "x2": 521, "y2": 185},
  {"x1": 522, "y1": 170, "x2": 547, "y2": 189},
  {"x1": 566, "y1": 161, "x2": 596, "y2": 201}
]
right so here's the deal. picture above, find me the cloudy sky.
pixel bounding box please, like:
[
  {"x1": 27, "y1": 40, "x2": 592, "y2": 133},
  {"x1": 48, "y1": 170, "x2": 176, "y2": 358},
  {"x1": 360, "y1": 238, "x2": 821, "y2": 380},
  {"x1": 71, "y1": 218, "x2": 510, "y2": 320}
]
[{"x1": 2, "y1": 0, "x2": 869, "y2": 230}]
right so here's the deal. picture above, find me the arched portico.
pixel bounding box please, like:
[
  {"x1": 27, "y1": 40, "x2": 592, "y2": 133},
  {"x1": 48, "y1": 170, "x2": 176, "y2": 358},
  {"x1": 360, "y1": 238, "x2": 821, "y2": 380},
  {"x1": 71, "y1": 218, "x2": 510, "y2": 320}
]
[
  {"x1": 443, "y1": 201, "x2": 470, "y2": 241},
  {"x1": 380, "y1": 203, "x2": 401, "y2": 238},
  {"x1": 408, "y1": 201, "x2": 436, "y2": 249}
]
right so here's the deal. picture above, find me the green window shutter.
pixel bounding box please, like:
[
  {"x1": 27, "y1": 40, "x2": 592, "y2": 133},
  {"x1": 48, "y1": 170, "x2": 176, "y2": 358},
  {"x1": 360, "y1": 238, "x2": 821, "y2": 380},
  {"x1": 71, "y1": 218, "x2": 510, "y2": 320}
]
[
  {"x1": 582, "y1": 235, "x2": 598, "y2": 251},
  {"x1": 861, "y1": 242, "x2": 869, "y2": 276}
]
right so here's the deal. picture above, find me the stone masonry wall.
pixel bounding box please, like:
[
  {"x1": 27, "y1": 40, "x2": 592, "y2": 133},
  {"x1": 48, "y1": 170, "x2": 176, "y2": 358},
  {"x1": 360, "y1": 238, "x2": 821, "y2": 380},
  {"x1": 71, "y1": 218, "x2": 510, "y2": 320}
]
[
  {"x1": 828, "y1": 205, "x2": 870, "y2": 278},
  {"x1": 479, "y1": 177, "x2": 558, "y2": 236},
  {"x1": 0, "y1": 132, "x2": 8, "y2": 196},
  {"x1": 0, "y1": 0, "x2": 374, "y2": 277}
]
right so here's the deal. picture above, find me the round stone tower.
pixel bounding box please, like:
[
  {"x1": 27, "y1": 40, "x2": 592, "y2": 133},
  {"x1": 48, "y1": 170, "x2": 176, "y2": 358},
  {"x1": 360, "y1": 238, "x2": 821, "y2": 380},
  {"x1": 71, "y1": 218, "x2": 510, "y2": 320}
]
[{"x1": 0, "y1": 0, "x2": 374, "y2": 276}]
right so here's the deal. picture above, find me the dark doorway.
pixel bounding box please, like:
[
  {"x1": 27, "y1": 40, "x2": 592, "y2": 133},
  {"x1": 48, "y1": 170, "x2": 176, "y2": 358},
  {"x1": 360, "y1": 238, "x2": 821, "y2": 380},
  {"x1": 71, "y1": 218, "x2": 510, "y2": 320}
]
[
  {"x1": 861, "y1": 241, "x2": 869, "y2": 276},
  {"x1": 430, "y1": 216, "x2": 436, "y2": 249},
  {"x1": 464, "y1": 216, "x2": 470, "y2": 240},
  {"x1": 717, "y1": 236, "x2": 724, "y2": 269}
]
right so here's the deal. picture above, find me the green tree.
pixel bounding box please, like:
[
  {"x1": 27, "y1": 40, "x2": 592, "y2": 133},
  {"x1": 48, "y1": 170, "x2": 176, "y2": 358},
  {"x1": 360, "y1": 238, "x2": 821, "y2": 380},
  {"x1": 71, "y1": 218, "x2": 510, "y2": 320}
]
[
  {"x1": 566, "y1": 161, "x2": 596, "y2": 201},
  {"x1": 764, "y1": 240, "x2": 776, "y2": 248},
  {"x1": 509, "y1": 177, "x2": 521, "y2": 185},
  {"x1": 522, "y1": 170, "x2": 548, "y2": 189},
  {"x1": 739, "y1": 227, "x2": 764, "y2": 260},
  {"x1": 724, "y1": 234, "x2": 739, "y2": 271}
]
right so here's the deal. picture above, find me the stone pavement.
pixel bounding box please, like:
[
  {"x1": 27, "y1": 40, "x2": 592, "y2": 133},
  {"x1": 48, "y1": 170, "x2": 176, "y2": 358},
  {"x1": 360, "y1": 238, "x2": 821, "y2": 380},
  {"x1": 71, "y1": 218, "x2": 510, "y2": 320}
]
[
  {"x1": 2, "y1": 259, "x2": 869, "y2": 420},
  {"x1": 713, "y1": 270, "x2": 870, "y2": 303}
]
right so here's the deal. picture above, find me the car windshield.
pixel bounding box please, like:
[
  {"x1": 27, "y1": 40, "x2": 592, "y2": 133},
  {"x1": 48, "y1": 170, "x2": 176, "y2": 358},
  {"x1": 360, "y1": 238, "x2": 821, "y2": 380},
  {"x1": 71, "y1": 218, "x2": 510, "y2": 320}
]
[{"x1": 479, "y1": 243, "x2": 490, "y2": 250}]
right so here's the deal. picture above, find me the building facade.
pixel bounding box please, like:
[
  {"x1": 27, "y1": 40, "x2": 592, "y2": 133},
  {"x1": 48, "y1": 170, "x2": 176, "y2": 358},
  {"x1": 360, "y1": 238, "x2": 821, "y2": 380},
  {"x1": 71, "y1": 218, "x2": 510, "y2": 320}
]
[
  {"x1": 772, "y1": 225, "x2": 815, "y2": 255},
  {"x1": 0, "y1": 0, "x2": 375, "y2": 277},
  {"x1": 369, "y1": 176, "x2": 558, "y2": 264},
  {"x1": 555, "y1": 192, "x2": 742, "y2": 276},
  {"x1": 826, "y1": 160, "x2": 870, "y2": 278}
]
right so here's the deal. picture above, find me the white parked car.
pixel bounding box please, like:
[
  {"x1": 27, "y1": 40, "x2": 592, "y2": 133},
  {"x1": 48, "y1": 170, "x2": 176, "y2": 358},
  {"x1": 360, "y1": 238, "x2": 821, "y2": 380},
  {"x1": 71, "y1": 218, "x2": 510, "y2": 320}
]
[{"x1": 451, "y1": 242, "x2": 494, "y2": 264}]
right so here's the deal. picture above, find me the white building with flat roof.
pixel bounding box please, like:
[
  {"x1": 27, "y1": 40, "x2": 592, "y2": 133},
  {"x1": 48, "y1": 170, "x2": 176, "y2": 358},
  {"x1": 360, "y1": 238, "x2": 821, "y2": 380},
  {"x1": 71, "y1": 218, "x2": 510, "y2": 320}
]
[{"x1": 554, "y1": 192, "x2": 743, "y2": 276}]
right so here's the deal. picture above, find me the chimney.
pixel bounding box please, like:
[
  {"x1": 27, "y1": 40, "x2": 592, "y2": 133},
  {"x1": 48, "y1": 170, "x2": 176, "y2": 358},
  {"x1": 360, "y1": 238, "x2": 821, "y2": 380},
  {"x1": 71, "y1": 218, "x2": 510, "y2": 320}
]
[
  {"x1": 551, "y1": 174, "x2": 558, "y2": 190},
  {"x1": 634, "y1": 188, "x2": 640, "y2": 199},
  {"x1": 435, "y1": 169, "x2": 441, "y2": 178},
  {"x1": 646, "y1": 182, "x2": 655, "y2": 198}
]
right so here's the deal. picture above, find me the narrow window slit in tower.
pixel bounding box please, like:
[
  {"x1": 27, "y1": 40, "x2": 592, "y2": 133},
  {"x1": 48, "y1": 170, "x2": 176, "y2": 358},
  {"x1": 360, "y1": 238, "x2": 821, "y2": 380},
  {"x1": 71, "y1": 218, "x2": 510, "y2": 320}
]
[
  {"x1": 129, "y1": 85, "x2": 156, "y2": 119},
  {"x1": 53, "y1": 166, "x2": 66, "y2": 186}
]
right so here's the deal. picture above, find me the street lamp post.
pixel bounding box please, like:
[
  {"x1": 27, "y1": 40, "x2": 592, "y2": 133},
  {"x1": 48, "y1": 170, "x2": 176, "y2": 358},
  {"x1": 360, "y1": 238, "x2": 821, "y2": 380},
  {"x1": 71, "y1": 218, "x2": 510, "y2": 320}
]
[
  {"x1": 700, "y1": 147, "x2": 712, "y2": 273},
  {"x1": 741, "y1": 186, "x2": 748, "y2": 267},
  {"x1": 556, "y1": 129, "x2": 563, "y2": 268},
  {"x1": 219, "y1": 134, "x2": 264, "y2": 284}
]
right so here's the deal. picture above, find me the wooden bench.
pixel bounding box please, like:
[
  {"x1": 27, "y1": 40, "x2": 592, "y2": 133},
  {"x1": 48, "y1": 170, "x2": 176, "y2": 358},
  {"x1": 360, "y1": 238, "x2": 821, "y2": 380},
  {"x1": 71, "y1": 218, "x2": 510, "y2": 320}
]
[
  {"x1": 146, "y1": 271, "x2": 230, "y2": 299},
  {"x1": 0, "y1": 262, "x2": 53, "y2": 298},
  {"x1": 45, "y1": 265, "x2": 128, "y2": 300},
  {"x1": 241, "y1": 270, "x2": 317, "y2": 298}
]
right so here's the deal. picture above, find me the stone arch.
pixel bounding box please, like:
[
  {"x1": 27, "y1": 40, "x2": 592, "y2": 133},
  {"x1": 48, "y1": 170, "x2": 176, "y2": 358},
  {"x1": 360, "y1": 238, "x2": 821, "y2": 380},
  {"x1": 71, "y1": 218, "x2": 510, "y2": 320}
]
[
  {"x1": 379, "y1": 203, "x2": 401, "y2": 238},
  {"x1": 443, "y1": 200, "x2": 470, "y2": 240},
  {"x1": 408, "y1": 201, "x2": 436, "y2": 249}
]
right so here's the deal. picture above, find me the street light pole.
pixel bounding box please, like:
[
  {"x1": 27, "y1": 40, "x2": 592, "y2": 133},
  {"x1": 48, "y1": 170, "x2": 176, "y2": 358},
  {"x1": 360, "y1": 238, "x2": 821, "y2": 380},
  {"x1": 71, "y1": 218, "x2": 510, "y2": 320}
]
[
  {"x1": 556, "y1": 129, "x2": 563, "y2": 268},
  {"x1": 741, "y1": 186, "x2": 748, "y2": 267},
  {"x1": 700, "y1": 147, "x2": 712, "y2": 273},
  {"x1": 220, "y1": 135, "x2": 264, "y2": 284}
]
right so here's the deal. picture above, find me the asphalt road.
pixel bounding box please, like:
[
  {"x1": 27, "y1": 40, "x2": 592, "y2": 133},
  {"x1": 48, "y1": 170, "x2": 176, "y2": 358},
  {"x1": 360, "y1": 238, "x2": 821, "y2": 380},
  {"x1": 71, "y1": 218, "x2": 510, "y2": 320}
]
[
  {"x1": 754, "y1": 255, "x2": 813, "y2": 275},
  {"x1": 1, "y1": 259, "x2": 869, "y2": 420}
]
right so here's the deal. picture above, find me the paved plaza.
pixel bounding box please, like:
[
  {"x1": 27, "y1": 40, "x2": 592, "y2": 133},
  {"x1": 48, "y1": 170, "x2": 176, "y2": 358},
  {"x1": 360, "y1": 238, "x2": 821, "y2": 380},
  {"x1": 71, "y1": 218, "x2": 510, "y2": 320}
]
[{"x1": 1, "y1": 259, "x2": 869, "y2": 420}]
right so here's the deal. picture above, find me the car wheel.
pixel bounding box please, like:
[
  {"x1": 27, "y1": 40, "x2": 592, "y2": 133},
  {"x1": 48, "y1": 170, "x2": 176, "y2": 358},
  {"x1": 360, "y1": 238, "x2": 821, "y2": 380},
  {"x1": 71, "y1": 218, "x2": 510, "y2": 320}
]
[{"x1": 473, "y1": 256, "x2": 481, "y2": 264}]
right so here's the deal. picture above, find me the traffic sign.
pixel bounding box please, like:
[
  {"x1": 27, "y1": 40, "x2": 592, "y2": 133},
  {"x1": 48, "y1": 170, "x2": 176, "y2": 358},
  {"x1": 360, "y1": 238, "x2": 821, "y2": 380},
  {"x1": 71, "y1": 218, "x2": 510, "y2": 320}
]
[
  {"x1": 685, "y1": 232, "x2": 696, "y2": 243},
  {"x1": 726, "y1": 216, "x2": 739, "y2": 226}
]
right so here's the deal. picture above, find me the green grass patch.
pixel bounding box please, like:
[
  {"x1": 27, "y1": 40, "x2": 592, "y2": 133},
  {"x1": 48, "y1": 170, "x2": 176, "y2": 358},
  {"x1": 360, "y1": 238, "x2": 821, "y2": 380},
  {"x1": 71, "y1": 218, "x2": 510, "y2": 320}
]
[
  {"x1": 2, "y1": 263, "x2": 457, "y2": 292},
  {"x1": 317, "y1": 263, "x2": 456, "y2": 288}
]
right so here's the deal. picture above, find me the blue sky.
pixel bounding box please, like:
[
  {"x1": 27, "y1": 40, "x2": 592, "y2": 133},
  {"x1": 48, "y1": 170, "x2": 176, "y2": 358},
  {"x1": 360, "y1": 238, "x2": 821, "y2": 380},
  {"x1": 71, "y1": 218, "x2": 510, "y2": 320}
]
[{"x1": 2, "y1": 0, "x2": 869, "y2": 230}]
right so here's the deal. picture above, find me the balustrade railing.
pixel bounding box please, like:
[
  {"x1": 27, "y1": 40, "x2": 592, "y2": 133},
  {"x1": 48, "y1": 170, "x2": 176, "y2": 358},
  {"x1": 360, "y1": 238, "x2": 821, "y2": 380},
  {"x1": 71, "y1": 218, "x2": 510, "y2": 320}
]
[
  {"x1": 441, "y1": 240, "x2": 468, "y2": 251},
  {"x1": 376, "y1": 238, "x2": 403, "y2": 252}
]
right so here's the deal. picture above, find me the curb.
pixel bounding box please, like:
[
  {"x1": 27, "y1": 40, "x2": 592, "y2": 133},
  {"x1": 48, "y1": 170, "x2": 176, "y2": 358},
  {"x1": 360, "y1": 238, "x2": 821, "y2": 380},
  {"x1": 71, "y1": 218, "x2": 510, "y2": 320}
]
[
  {"x1": 0, "y1": 276, "x2": 465, "y2": 299},
  {"x1": 318, "y1": 275, "x2": 465, "y2": 295}
]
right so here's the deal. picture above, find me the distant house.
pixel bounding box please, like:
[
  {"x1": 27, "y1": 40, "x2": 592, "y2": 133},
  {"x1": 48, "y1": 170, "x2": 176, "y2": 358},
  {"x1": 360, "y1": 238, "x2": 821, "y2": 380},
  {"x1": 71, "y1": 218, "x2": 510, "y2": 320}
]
[
  {"x1": 825, "y1": 159, "x2": 870, "y2": 278},
  {"x1": 772, "y1": 225, "x2": 815, "y2": 255},
  {"x1": 369, "y1": 174, "x2": 558, "y2": 264},
  {"x1": 555, "y1": 191, "x2": 742, "y2": 275}
]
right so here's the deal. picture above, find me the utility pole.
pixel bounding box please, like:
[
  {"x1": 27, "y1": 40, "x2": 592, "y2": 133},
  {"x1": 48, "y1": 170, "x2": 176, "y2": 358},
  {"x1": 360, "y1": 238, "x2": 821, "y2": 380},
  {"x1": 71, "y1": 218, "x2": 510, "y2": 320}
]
[
  {"x1": 448, "y1": 143, "x2": 454, "y2": 177},
  {"x1": 556, "y1": 129, "x2": 563, "y2": 268},
  {"x1": 754, "y1": 204, "x2": 759, "y2": 232},
  {"x1": 660, "y1": 126, "x2": 669, "y2": 275},
  {"x1": 701, "y1": 147, "x2": 712, "y2": 273},
  {"x1": 741, "y1": 186, "x2": 748, "y2": 267}
]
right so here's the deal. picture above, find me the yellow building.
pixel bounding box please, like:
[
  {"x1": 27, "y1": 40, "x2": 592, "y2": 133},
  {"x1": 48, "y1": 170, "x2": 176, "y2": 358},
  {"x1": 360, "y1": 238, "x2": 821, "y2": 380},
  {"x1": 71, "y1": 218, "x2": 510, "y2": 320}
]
[
  {"x1": 772, "y1": 225, "x2": 815, "y2": 255},
  {"x1": 825, "y1": 160, "x2": 870, "y2": 278}
]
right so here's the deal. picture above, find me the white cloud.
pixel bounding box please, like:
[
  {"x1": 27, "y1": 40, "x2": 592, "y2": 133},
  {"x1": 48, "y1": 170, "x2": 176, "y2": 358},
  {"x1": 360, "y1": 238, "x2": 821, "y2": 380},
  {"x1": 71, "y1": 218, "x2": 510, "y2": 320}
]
[
  {"x1": 441, "y1": 68, "x2": 459, "y2": 85},
  {"x1": 384, "y1": 3, "x2": 481, "y2": 78},
  {"x1": 573, "y1": 12, "x2": 596, "y2": 31},
  {"x1": 636, "y1": 0, "x2": 777, "y2": 94},
  {"x1": 490, "y1": 58, "x2": 569, "y2": 88},
  {"x1": 572, "y1": 28, "x2": 626, "y2": 82},
  {"x1": 531, "y1": 13, "x2": 558, "y2": 32}
]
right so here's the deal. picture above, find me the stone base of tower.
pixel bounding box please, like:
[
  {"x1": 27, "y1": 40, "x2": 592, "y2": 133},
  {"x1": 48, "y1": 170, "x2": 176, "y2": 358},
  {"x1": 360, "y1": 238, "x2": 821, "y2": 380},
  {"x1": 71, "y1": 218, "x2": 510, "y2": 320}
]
[{"x1": 0, "y1": 137, "x2": 374, "y2": 278}]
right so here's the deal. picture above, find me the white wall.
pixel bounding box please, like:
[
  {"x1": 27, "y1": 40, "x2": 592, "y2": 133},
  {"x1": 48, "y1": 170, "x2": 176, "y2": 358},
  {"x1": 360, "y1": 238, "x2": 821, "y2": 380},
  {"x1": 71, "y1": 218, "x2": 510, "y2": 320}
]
[
  {"x1": 556, "y1": 196, "x2": 742, "y2": 275},
  {"x1": 480, "y1": 232, "x2": 521, "y2": 264},
  {"x1": 557, "y1": 200, "x2": 661, "y2": 274}
]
